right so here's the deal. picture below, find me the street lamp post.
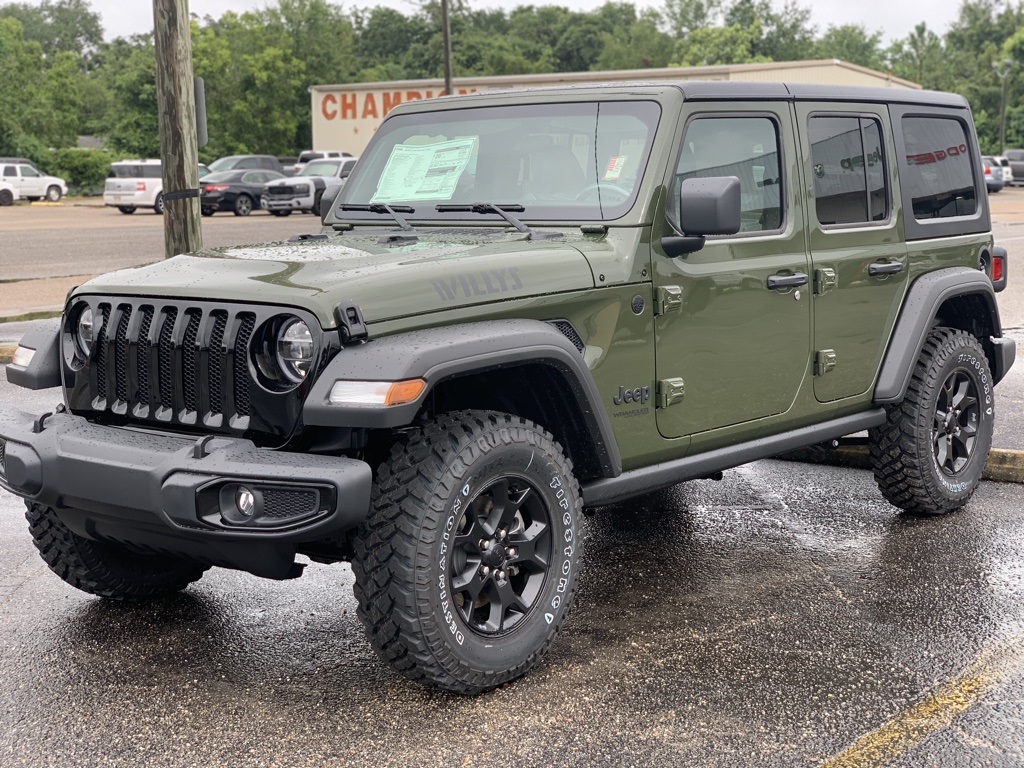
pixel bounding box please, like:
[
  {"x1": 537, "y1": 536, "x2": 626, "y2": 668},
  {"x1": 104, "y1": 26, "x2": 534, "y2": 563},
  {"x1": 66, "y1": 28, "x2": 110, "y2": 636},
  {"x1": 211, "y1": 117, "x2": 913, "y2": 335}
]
[{"x1": 994, "y1": 58, "x2": 1014, "y2": 155}]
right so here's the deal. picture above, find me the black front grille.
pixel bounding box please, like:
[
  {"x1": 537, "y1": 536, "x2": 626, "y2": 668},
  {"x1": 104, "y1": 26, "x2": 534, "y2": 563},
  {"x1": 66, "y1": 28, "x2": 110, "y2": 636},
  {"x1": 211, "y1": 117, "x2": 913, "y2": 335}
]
[
  {"x1": 66, "y1": 297, "x2": 328, "y2": 444},
  {"x1": 268, "y1": 186, "x2": 296, "y2": 197}
]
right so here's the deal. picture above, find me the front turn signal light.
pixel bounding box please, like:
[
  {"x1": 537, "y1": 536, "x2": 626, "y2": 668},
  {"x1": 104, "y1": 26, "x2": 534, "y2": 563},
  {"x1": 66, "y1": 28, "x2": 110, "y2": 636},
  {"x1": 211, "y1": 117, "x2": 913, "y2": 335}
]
[{"x1": 328, "y1": 378, "x2": 427, "y2": 407}]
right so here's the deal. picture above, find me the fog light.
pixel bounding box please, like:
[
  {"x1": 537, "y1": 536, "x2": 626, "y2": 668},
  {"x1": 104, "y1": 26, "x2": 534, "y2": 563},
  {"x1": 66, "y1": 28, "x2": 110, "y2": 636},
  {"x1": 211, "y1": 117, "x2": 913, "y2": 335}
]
[
  {"x1": 236, "y1": 486, "x2": 256, "y2": 517},
  {"x1": 11, "y1": 346, "x2": 35, "y2": 368}
]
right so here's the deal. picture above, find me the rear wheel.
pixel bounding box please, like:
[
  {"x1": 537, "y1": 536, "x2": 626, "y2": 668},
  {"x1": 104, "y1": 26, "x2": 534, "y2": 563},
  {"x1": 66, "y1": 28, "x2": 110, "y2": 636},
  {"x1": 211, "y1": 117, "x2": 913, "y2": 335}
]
[
  {"x1": 117, "y1": 205, "x2": 136, "y2": 214},
  {"x1": 0, "y1": 189, "x2": 12, "y2": 206},
  {"x1": 26, "y1": 502, "x2": 208, "y2": 600},
  {"x1": 201, "y1": 207, "x2": 215, "y2": 217},
  {"x1": 870, "y1": 327, "x2": 994, "y2": 515},
  {"x1": 233, "y1": 194, "x2": 253, "y2": 216},
  {"x1": 352, "y1": 411, "x2": 582, "y2": 694},
  {"x1": 152, "y1": 192, "x2": 164, "y2": 215}
]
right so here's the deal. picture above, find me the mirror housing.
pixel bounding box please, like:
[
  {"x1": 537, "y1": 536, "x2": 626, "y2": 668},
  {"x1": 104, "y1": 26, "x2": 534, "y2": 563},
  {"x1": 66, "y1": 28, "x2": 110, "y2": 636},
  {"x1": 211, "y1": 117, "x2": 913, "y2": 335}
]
[{"x1": 662, "y1": 175, "x2": 742, "y2": 258}]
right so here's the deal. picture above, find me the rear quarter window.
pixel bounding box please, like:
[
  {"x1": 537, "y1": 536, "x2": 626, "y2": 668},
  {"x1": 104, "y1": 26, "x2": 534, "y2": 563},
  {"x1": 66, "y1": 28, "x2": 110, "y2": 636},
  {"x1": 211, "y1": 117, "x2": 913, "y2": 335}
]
[{"x1": 901, "y1": 116, "x2": 977, "y2": 221}]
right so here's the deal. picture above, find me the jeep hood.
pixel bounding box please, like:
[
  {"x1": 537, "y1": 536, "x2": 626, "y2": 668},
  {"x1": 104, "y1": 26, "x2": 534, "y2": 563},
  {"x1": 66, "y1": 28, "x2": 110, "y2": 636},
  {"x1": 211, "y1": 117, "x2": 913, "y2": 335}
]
[{"x1": 76, "y1": 231, "x2": 595, "y2": 328}]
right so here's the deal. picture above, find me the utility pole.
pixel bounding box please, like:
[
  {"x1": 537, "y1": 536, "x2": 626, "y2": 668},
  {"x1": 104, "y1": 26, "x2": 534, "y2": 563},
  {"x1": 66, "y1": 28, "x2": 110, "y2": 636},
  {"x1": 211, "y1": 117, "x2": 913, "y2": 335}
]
[
  {"x1": 153, "y1": 0, "x2": 202, "y2": 258},
  {"x1": 440, "y1": 0, "x2": 453, "y2": 96},
  {"x1": 994, "y1": 58, "x2": 1014, "y2": 156}
]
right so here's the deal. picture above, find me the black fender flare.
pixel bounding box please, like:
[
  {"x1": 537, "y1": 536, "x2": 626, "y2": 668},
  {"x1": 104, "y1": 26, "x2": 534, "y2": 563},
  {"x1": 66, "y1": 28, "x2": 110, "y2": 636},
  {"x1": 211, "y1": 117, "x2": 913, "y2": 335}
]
[
  {"x1": 5, "y1": 319, "x2": 61, "y2": 390},
  {"x1": 874, "y1": 267, "x2": 1011, "y2": 403},
  {"x1": 303, "y1": 319, "x2": 622, "y2": 477}
]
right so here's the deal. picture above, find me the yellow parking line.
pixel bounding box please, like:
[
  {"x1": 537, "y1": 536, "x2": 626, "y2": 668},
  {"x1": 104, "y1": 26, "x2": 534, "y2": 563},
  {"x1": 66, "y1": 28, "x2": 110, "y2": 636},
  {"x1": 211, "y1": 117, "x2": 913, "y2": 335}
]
[{"x1": 819, "y1": 636, "x2": 1024, "y2": 768}]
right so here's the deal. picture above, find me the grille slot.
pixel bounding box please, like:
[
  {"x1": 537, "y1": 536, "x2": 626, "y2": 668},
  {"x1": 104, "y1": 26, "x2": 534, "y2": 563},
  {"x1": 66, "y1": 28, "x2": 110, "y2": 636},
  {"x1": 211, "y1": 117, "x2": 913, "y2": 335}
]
[
  {"x1": 94, "y1": 306, "x2": 110, "y2": 402},
  {"x1": 208, "y1": 312, "x2": 227, "y2": 416},
  {"x1": 158, "y1": 308, "x2": 178, "y2": 409},
  {"x1": 0, "y1": 438, "x2": 6, "y2": 478},
  {"x1": 136, "y1": 306, "x2": 154, "y2": 405},
  {"x1": 234, "y1": 314, "x2": 255, "y2": 417},
  {"x1": 182, "y1": 312, "x2": 201, "y2": 413},
  {"x1": 114, "y1": 305, "x2": 132, "y2": 403}
]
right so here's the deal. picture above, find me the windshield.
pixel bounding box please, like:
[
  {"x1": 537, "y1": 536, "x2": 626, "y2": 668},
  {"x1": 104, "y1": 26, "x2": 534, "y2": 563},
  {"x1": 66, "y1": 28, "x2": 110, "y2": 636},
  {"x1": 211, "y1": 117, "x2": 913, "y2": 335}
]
[
  {"x1": 208, "y1": 157, "x2": 238, "y2": 171},
  {"x1": 339, "y1": 100, "x2": 661, "y2": 222},
  {"x1": 301, "y1": 159, "x2": 342, "y2": 176}
]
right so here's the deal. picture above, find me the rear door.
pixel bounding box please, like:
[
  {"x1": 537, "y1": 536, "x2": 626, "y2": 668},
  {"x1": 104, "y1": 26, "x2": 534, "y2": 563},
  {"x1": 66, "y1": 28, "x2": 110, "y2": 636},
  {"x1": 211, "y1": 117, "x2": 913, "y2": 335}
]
[
  {"x1": 653, "y1": 103, "x2": 811, "y2": 439},
  {"x1": 794, "y1": 103, "x2": 908, "y2": 402}
]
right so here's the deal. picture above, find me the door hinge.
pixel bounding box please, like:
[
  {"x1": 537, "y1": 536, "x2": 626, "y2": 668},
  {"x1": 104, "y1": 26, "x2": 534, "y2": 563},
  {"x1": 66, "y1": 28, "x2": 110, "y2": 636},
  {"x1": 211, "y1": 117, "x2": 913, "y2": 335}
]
[
  {"x1": 655, "y1": 285, "x2": 684, "y2": 315},
  {"x1": 814, "y1": 349, "x2": 837, "y2": 376},
  {"x1": 657, "y1": 377, "x2": 686, "y2": 408},
  {"x1": 814, "y1": 268, "x2": 837, "y2": 296}
]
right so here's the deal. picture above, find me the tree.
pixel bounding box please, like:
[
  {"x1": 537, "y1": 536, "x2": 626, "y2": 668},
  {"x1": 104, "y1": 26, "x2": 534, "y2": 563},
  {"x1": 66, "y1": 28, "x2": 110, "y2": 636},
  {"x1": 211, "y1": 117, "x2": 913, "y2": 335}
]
[
  {"x1": 815, "y1": 24, "x2": 883, "y2": 69},
  {"x1": 0, "y1": 0, "x2": 102, "y2": 61},
  {"x1": 673, "y1": 20, "x2": 770, "y2": 66}
]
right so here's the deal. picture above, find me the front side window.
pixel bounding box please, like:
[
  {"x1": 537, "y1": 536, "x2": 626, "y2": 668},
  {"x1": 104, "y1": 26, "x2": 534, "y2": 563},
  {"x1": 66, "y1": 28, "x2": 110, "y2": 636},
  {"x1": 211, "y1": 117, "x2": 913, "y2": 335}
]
[
  {"x1": 808, "y1": 115, "x2": 888, "y2": 226},
  {"x1": 20, "y1": 166, "x2": 40, "y2": 177},
  {"x1": 341, "y1": 101, "x2": 661, "y2": 222},
  {"x1": 901, "y1": 116, "x2": 977, "y2": 220},
  {"x1": 671, "y1": 116, "x2": 783, "y2": 234}
]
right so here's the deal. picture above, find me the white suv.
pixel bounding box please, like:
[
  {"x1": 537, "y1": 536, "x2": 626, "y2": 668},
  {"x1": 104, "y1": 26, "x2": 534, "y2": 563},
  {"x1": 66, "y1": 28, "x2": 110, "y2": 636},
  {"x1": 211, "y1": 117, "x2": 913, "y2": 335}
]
[
  {"x1": 0, "y1": 162, "x2": 67, "y2": 202},
  {"x1": 103, "y1": 160, "x2": 165, "y2": 214},
  {"x1": 264, "y1": 156, "x2": 358, "y2": 215}
]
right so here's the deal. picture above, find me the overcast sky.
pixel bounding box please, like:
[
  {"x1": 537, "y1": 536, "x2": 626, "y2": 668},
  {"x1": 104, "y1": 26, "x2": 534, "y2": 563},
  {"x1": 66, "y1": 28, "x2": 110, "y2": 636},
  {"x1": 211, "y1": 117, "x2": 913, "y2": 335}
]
[{"x1": 51, "y1": 0, "x2": 963, "y2": 45}]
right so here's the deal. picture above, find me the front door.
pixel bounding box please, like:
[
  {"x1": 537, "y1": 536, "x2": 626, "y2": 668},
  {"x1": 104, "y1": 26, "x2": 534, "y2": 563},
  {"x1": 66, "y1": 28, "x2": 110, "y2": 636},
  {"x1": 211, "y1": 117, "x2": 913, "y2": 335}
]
[{"x1": 653, "y1": 105, "x2": 811, "y2": 440}]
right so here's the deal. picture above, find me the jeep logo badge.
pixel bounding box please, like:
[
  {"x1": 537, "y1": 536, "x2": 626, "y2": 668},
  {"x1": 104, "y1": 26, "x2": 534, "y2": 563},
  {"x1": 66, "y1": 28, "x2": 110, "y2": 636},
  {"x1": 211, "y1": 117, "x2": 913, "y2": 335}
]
[{"x1": 613, "y1": 385, "x2": 651, "y2": 405}]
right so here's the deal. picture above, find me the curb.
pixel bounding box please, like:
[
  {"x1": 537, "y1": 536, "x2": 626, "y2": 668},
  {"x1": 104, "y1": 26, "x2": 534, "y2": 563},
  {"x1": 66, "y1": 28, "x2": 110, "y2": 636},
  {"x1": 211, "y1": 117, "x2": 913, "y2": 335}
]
[{"x1": 779, "y1": 445, "x2": 1024, "y2": 484}]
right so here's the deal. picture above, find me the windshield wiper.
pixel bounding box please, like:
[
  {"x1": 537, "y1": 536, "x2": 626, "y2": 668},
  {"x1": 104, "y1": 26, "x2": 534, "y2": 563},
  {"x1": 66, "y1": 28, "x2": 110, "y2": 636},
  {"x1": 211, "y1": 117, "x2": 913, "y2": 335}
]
[
  {"x1": 435, "y1": 203, "x2": 536, "y2": 239},
  {"x1": 340, "y1": 203, "x2": 415, "y2": 231}
]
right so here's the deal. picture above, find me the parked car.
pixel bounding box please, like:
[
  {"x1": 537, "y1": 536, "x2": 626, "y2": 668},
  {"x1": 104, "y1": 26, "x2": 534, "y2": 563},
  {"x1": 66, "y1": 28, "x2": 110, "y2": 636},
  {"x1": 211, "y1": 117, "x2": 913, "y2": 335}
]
[
  {"x1": 103, "y1": 159, "x2": 164, "y2": 214},
  {"x1": 104, "y1": 160, "x2": 220, "y2": 214},
  {"x1": 994, "y1": 155, "x2": 1015, "y2": 186},
  {"x1": 1003, "y1": 149, "x2": 1024, "y2": 183},
  {"x1": 290, "y1": 150, "x2": 351, "y2": 175},
  {"x1": 982, "y1": 156, "x2": 1005, "y2": 193},
  {"x1": 198, "y1": 163, "x2": 211, "y2": 179},
  {"x1": 0, "y1": 179, "x2": 19, "y2": 206},
  {"x1": 207, "y1": 154, "x2": 285, "y2": 174},
  {"x1": 0, "y1": 161, "x2": 67, "y2": 202},
  {"x1": 200, "y1": 169, "x2": 284, "y2": 216},
  {"x1": 264, "y1": 156, "x2": 359, "y2": 215}
]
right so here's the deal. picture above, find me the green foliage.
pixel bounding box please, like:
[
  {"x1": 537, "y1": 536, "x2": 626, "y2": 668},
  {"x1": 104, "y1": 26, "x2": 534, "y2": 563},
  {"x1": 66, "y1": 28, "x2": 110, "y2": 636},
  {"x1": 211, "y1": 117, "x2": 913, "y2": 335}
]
[
  {"x1": 6, "y1": 0, "x2": 1024, "y2": 160},
  {"x1": 44, "y1": 147, "x2": 110, "y2": 193}
]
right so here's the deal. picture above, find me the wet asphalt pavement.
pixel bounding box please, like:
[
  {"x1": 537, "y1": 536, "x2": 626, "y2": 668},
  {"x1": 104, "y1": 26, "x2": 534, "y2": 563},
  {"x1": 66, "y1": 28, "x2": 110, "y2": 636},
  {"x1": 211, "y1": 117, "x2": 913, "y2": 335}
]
[{"x1": 2, "y1": 378, "x2": 1024, "y2": 767}]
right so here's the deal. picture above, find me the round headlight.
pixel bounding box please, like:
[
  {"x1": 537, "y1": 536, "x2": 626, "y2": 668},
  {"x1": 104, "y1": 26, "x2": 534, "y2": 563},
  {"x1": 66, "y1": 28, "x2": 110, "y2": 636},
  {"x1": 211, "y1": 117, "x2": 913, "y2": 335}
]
[
  {"x1": 76, "y1": 306, "x2": 95, "y2": 357},
  {"x1": 276, "y1": 318, "x2": 314, "y2": 382}
]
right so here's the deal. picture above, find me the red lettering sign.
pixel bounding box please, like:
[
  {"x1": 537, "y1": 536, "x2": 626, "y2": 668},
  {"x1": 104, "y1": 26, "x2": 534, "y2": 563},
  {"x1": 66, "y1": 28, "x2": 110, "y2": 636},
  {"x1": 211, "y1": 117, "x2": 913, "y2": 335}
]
[
  {"x1": 362, "y1": 94, "x2": 378, "y2": 119},
  {"x1": 322, "y1": 94, "x2": 337, "y2": 120}
]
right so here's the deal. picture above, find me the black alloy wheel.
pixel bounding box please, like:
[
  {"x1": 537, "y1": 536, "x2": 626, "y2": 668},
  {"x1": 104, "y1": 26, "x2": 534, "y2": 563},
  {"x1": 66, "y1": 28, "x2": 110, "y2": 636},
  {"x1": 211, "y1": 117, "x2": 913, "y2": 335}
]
[
  {"x1": 933, "y1": 369, "x2": 981, "y2": 475},
  {"x1": 447, "y1": 476, "x2": 553, "y2": 636}
]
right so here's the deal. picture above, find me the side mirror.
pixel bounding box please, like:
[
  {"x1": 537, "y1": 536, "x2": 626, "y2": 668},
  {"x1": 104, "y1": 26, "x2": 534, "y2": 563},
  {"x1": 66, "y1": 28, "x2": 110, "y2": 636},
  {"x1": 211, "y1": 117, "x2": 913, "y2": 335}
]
[
  {"x1": 662, "y1": 175, "x2": 741, "y2": 257},
  {"x1": 319, "y1": 182, "x2": 344, "y2": 221}
]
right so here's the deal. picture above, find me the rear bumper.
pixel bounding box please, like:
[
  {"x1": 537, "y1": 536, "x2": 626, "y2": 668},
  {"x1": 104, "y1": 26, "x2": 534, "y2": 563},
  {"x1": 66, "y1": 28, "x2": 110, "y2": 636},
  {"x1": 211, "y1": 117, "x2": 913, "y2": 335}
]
[{"x1": 0, "y1": 407, "x2": 372, "y2": 579}]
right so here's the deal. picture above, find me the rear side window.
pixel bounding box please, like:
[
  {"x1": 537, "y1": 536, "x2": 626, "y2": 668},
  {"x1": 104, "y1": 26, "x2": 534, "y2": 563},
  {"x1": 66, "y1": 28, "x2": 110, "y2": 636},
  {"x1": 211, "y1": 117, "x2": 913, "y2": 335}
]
[
  {"x1": 674, "y1": 116, "x2": 783, "y2": 233},
  {"x1": 808, "y1": 115, "x2": 888, "y2": 226},
  {"x1": 901, "y1": 116, "x2": 977, "y2": 220},
  {"x1": 108, "y1": 164, "x2": 161, "y2": 178}
]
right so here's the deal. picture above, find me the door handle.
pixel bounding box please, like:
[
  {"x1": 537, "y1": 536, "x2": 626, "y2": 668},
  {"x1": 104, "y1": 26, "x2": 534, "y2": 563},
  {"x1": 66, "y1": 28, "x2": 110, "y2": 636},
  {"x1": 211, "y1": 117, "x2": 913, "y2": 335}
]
[
  {"x1": 868, "y1": 261, "x2": 904, "y2": 276},
  {"x1": 766, "y1": 273, "x2": 809, "y2": 290}
]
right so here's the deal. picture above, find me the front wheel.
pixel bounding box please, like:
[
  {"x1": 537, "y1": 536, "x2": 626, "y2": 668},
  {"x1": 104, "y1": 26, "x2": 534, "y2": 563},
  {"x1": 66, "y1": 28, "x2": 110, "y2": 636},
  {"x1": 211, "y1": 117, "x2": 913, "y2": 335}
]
[
  {"x1": 870, "y1": 327, "x2": 994, "y2": 514},
  {"x1": 352, "y1": 411, "x2": 582, "y2": 694},
  {"x1": 233, "y1": 194, "x2": 253, "y2": 216},
  {"x1": 45, "y1": 185, "x2": 62, "y2": 202},
  {"x1": 26, "y1": 502, "x2": 208, "y2": 600},
  {"x1": 270, "y1": 209, "x2": 291, "y2": 217}
]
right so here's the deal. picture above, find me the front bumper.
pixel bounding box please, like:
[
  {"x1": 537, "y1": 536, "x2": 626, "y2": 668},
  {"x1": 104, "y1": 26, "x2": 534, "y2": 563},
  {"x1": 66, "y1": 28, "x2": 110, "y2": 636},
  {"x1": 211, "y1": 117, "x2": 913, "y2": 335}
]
[
  {"x1": 265, "y1": 195, "x2": 314, "y2": 211},
  {"x1": 0, "y1": 407, "x2": 372, "y2": 579}
]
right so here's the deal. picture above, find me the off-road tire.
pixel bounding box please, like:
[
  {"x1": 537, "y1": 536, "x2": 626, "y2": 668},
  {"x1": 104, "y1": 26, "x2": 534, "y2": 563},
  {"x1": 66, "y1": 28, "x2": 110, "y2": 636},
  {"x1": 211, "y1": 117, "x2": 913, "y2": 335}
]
[
  {"x1": 870, "y1": 327, "x2": 994, "y2": 515},
  {"x1": 26, "y1": 502, "x2": 208, "y2": 600},
  {"x1": 0, "y1": 189, "x2": 13, "y2": 206},
  {"x1": 233, "y1": 194, "x2": 253, "y2": 216},
  {"x1": 152, "y1": 192, "x2": 164, "y2": 216},
  {"x1": 117, "y1": 205, "x2": 136, "y2": 214},
  {"x1": 45, "y1": 185, "x2": 62, "y2": 202},
  {"x1": 352, "y1": 411, "x2": 582, "y2": 694}
]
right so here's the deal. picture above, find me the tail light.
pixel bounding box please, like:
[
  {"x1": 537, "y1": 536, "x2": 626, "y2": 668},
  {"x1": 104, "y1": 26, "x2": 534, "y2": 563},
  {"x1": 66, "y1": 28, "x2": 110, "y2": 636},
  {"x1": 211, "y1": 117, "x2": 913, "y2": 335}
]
[
  {"x1": 984, "y1": 164, "x2": 991, "y2": 175},
  {"x1": 204, "y1": 184, "x2": 229, "y2": 192},
  {"x1": 984, "y1": 246, "x2": 1008, "y2": 293},
  {"x1": 136, "y1": 181, "x2": 146, "y2": 191}
]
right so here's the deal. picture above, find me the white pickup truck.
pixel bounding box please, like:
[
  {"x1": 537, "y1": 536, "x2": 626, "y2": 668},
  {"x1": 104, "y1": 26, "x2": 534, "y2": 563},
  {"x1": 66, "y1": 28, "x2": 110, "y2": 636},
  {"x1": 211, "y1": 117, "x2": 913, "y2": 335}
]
[{"x1": 263, "y1": 157, "x2": 358, "y2": 215}]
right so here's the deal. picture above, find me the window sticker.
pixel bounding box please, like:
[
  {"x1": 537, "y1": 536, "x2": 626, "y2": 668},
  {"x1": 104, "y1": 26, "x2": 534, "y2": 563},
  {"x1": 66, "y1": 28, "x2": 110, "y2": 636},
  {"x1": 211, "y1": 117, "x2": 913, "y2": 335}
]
[
  {"x1": 371, "y1": 137, "x2": 477, "y2": 202},
  {"x1": 604, "y1": 156, "x2": 628, "y2": 180}
]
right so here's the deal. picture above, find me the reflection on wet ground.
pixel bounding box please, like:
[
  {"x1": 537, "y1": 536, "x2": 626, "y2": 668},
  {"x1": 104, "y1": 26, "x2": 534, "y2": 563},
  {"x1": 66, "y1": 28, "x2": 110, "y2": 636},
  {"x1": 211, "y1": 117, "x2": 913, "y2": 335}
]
[{"x1": 2, "y1": 459, "x2": 1024, "y2": 767}]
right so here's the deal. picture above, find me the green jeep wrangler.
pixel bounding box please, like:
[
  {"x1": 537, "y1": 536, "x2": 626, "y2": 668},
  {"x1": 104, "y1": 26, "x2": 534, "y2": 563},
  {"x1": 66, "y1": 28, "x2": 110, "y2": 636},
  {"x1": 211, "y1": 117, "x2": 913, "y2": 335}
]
[{"x1": 0, "y1": 82, "x2": 1014, "y2": 693}]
